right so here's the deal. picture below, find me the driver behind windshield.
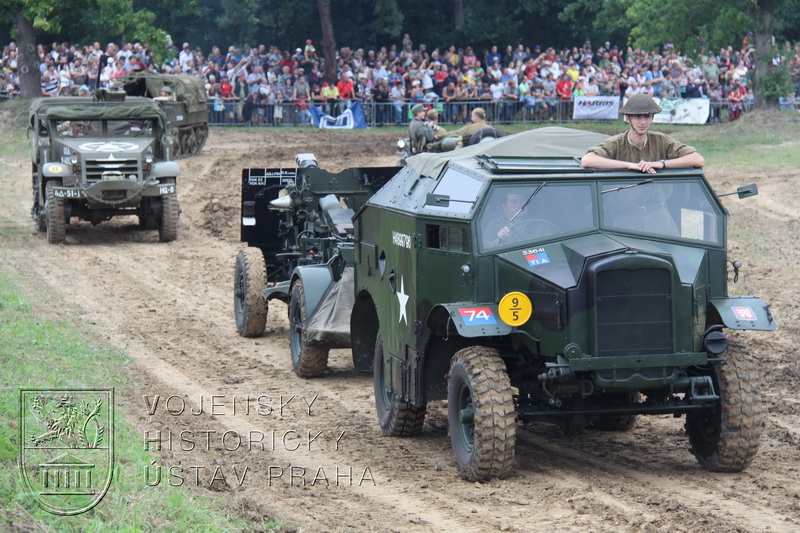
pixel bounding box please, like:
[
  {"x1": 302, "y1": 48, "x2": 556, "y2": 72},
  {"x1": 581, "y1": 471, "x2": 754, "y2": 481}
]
[{"x1": 483, "y1": 191, "x2": 525, "y2": 247}]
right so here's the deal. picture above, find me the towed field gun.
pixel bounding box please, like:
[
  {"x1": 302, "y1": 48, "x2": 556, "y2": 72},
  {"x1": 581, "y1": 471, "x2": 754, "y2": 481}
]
[
  {"x1": 118, "y1": 71, "x2": 209, "y2": 156},
  {"x1": 233, "y1": 129, "x2": 776, "y2": 481},
  {"x1": 233, "y1": 154, "x2": 395, "y2": 375}
]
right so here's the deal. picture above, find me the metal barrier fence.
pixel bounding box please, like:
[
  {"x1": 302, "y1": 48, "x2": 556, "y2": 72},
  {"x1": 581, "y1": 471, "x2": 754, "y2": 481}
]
[{"x1": 208, "y1": 97, "x2": 746, "y2": 127}]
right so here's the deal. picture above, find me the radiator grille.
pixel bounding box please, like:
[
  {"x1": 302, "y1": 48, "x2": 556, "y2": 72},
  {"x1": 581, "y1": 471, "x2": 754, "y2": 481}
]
[
  {"x1": 595, "y1": 269, "x2": 672, "y2": 357},
  {"x1": 85, "y1": 158, "x2": 140, "y2": 183}
]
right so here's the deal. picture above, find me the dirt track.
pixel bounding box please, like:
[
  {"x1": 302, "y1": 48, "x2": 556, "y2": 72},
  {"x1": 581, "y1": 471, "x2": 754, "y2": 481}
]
[{"x1": 3, "y1": 124, "x2": 800, "y2": 532}]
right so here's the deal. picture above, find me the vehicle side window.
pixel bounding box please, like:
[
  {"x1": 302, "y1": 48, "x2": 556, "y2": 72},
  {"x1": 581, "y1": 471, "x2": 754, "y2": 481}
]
[
  {"x1": 427, "y1": 224, "x2": 469, "y2": 252},
  {"x1": 429, "y1": 169, "x2": 483, "y2": 215}
]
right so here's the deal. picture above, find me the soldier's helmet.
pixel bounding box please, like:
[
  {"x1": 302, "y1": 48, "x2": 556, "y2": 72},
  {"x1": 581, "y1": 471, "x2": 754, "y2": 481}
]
[{"x1": 621, "y1": 94, "x2": 662, "y2": 115}]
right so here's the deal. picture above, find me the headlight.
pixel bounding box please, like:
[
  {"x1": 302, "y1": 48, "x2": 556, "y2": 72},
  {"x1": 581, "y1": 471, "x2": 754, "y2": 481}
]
[
  {"x1": 145, "y1": 154, "x2": 154, "y2": 164},
  {"x1": 396, "y1": 138, "x2": 407, "y2": 150},
  {"x1": 70, "y1": 155, "x2": 79, "y2": 165}
]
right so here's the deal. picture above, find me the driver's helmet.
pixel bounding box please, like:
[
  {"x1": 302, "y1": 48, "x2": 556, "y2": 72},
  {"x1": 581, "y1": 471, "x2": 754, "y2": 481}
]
[{"x1": 621, "y1": 94, "x2": 662, "y2": 115}]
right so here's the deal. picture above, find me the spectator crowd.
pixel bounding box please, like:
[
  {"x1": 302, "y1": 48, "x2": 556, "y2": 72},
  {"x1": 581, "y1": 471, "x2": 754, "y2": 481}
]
[{"x1": 4, "y1": 34, "x2": 800, "y2": 125}]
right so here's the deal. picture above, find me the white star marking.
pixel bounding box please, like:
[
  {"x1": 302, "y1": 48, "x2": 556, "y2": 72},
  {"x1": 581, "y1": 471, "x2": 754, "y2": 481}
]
[{"x1": 396, "y1": 276, "x2": 409, "y2": 324}]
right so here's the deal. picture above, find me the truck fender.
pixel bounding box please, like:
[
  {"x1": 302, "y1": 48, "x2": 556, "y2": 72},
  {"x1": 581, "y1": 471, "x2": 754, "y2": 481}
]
[
  {"x1": 291, "y1": 266, "x2": 334, "y2": 324},
  {"x1": 150, "y1": 161, "x2": 181, "y2": 179},
  {"x1": 42, "y1": 163, "x2": 69, "y2": 178},
  {"x1": 708, "y1": 296, "x2": 778, "y2": 331},
  {"x1": 427, "y1": 303, "x2": 513, "y2": 339}
]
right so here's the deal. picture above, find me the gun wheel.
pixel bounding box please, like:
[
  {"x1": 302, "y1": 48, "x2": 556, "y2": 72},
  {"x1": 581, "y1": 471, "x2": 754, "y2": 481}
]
[
  {"x1": 685, "y1": 340, "x2": 763, "y2": 472},
  {"x1": 233, "y1": 247, "x2": 268, "y2": 337},
  {"x1": 373, "y1": 330, "x2": 426, "y2": 436},
  {"x1": 45, "y1": 181, "x2": 66, "y2": 244},
  {"x1": 289, "y1": 279, "x2": 329, "y2": 378},
  {"x1": 448, "y1": 346, "x2": 516, "y2": 481}
]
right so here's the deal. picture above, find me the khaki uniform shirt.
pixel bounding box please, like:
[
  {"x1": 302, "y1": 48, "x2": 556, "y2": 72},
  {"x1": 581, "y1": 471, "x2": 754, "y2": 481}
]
[
  {"x1": 587, "y1": 131, "x2": 697, "y2": 163},
  {"x1": 446, "y1": 119, "x2": 488, "y2": 141}
]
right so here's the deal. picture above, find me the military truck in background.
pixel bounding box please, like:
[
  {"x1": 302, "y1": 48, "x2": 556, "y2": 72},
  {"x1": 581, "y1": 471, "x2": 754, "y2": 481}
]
[
  {"x1": 30, "y1": 90, "x2": 181, "y2": 243},
  {"x1": 235, "y1": 128, "x2": 777, "y2": 481},
  {"x1": 118, "y1": 72, "x2": 209, "y2": 156}
]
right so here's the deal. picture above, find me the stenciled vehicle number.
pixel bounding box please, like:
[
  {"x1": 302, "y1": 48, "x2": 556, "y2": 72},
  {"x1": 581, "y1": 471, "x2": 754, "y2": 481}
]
[
  {"x1": 159, "y1": 184, "x2": 176, "y2": 194},
  {"x1": 53, "y1": 188, "x2": 81, "y2": 199}
]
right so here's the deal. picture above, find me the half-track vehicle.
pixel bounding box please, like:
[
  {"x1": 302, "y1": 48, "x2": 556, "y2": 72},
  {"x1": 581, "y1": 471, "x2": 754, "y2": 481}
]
[
  {"x1": 118, "y1": 71, "x2": 209, "y2": 156},
  {"x1": 233, "y1": 154, "x2": 395, "y2": 376},
  {"x1": 30, "y1": 91, "x2": 181, "y2": 244}
]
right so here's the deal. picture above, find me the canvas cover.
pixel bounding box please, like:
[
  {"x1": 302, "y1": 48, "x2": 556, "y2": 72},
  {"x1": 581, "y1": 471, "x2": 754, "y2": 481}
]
[
  {"x1": 119, "y1": 72, "x2": 208, "y2": 115},
  {"x1": 306, "y1": 266, "x2": 355, "y2": 347},
  {"x1": 406, "y1": 127, "x2": 610, "y2": 178},
  {"x1": 43, "y1": 104, "x2": 168, "y2": 132}
]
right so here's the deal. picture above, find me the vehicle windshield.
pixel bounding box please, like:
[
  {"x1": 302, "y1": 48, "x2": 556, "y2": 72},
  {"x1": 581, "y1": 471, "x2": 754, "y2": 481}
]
[
  {"x1": 601, "y1": 180, "x2": 720, "y2": 243},
  {"x1": 53, "y1": 119, "x2": 155, "y2": 138},
  {"x1": 478, "y1": 183, "x2": 595, "y2": 250}
]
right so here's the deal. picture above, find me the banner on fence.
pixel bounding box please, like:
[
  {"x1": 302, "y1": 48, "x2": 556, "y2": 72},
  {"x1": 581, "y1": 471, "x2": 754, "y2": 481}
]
[
  {"x1": 312, "y1": 101, "x2": 368, "y2": 129},
  {"x1": 651, "y1": 98, "x2": 710, "y2": 124},
  {"x1": 573, "y1": 96, "x2": 620, "y2": 120}
]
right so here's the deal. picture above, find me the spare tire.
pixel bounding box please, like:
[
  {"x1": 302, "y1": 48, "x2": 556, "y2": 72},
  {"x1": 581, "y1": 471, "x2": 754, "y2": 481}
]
[{"x1": 468, "y1": 127, "x2": 504, "y2": 146}]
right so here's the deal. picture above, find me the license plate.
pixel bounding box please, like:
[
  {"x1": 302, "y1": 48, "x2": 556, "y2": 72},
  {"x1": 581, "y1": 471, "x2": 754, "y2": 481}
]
[
  {"x1": 159, "y1": 185, "x2": 176, "y2": 195},
  {"x1": 54, "y1": 188, "x2": 81, "y2": 199}
]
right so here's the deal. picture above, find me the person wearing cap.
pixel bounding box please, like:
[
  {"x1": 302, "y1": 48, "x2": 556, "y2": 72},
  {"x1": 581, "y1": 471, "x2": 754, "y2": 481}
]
[
  {"x1": 408, "y1": 103, "x2": 434, "y2": 153},
  {"x1": 581, "y1": 94, "x2": 704, "y2": 174},
  {"x1": 153, "y1": 85, "x2": 174, "y2": 102}
]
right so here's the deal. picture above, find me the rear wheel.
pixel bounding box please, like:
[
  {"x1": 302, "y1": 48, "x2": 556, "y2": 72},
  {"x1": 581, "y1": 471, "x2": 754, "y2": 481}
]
[
  {"x1": 45, "y1": 181, "x2": 66, "y2": 244},
  {"x1": 158, "y1": 192, "x2": 179, "y2": 242},
  {"x1": 373, "y1": 330, "x2": 426, "y2": 436},
  {"x1": 233, "y1": 248, "x2": 268, "y2": 337},
  {"x1": 448, "y1": 346, "x2": 516, "y2": 481},
  {"x1": 685, "y1": 341, "x2": 762, "y2": 472},
  {"x1": 289, "y1": 279, "x2": 329, "y2": 378}
]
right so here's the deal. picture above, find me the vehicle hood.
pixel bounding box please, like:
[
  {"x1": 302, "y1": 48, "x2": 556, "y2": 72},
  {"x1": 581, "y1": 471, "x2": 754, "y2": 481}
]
[
  {"x1": 58, "y1": 137, "x2": 155, "y2": 157},
  {"x1": 494, "y1": 233, "x2": 709, "y2": 290}
]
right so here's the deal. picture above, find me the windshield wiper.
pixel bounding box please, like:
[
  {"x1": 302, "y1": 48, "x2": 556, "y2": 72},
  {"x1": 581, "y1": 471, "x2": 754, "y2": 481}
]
[
  {"x1": 601, "y1": 179, "x2": 653, "y2": 194},
  {"x1": 509, "y1": 181, "x2": 546, "y2": 223}
]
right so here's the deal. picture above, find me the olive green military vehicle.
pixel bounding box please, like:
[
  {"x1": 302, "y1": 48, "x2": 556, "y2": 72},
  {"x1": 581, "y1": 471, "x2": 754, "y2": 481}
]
[
  {"x1": 30, "y1": 91, "x2": 181, "y2": 244},
  {"x1": 351, "y1": 127, "x2": 776, "y2": 481},
  {"x1": 118, "y1": 71, "x2": 209, "y2": 156}
]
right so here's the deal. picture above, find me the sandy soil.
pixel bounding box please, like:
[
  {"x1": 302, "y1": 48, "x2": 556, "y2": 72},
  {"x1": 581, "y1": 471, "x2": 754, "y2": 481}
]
[{"x1": 3, "y1": 122, "x2": 800, "y2": 533}]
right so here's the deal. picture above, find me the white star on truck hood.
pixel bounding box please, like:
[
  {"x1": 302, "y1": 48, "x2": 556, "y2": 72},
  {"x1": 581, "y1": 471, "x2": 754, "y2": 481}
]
[{"x1": 397, "y1": 276, "x2": 409, "y2": 324}]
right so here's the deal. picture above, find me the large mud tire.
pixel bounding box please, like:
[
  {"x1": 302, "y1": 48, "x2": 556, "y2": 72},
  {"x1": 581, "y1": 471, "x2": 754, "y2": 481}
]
[
  {"x1": 373, "y1": 330, "x2": 426, "y2": 436},
  {"x1": 45, "y1": 181, "x2": 66, "y2": 244},
  {"x1": 289, "y1": 279, "x2": 329, "y2": 378},
  {"x1": 448, "y1": 346, "x2": 516, "y2": 481},
  {"x1": 158, "y1": 193, "x2": 179, "y2": 242},
  {"x1": 233, "y1": 248, "x2": 268, "y2": 337},
  {"x1": 685, "y1": 340, "x2": 763, "y2": 472}
]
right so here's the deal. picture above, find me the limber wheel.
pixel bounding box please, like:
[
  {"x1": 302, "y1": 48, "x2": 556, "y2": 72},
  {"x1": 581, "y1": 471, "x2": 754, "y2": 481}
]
[
  {"x1": 158, "y1": 192, "x2": 179, "y2": 242},
  {"x1": 447, "y1": 346, "x2": 516, "y2": 481},
  {"x1": 45, "y1": 181, "x2": 66, "y2": 244},
  {"x1": 373, "y1": 330, "x2": 426, "y2": 436},
  {"x1": 233, "y1": 247, "x2": 267, "y2": 337},
  {"x1": 289, "y1": 279, "x2": 329, "y2": 378},
  {"x1": 685, "y1": 340, "x2": 763, "y2": 472}
]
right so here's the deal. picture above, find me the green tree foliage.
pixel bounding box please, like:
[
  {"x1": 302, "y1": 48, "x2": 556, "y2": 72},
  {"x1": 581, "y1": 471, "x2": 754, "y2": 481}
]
[{"x1": 371, "y1": 0, "x2": 404, "y2": 43}]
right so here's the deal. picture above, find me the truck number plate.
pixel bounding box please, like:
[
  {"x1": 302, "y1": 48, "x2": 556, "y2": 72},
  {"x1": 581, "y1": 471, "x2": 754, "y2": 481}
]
[
  {"x1": 159, "y1": 185, "x2": 176, "y2": 194},
  {"x1": 54, "y1": 188, "x2": 80, "y2": 199}
]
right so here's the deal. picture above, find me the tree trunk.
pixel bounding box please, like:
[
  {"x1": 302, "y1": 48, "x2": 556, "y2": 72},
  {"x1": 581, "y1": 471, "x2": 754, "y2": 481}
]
[
  {"x1": 454, "y1": 0, "x2": 464, "y2": 30},
  {"x1": 753, "y1": 5, "x2": 774, "y2": 109},
  {"x1": 317, "y1": 0, "x2": 337, "y2": 85},
  {"x1": 16, "y1": 12, "x2": 42, "y2": 99}
]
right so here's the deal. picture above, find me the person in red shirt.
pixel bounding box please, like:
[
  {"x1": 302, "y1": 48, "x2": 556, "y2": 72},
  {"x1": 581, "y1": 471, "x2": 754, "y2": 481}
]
[
  {"x1": 727, "y1": 83, "x2": 746, "y2": 120},
  {"x1": 336, "y1": 73, "x2": 355, "y2": 114},
  {"x1": 555, "y1": 73, "x2": 574, "y2": 120}
]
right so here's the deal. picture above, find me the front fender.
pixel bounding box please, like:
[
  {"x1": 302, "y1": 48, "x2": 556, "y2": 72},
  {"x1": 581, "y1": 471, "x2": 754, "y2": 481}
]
[
  {"x1": 43, "y1": 162, "x2": 71, "y2": 179},
  {"x1": 150, "y1": 161, "x2": 181, "y2": 179},
  {"x1": 291, "y1": 266, "x2": 334, "y2": 322},
  {"x1": 428, "y1": 303, "x2": 513, "y2": 338},
  {"x1": 709, "y1": 296, "x2": 778, "y2": 331}
]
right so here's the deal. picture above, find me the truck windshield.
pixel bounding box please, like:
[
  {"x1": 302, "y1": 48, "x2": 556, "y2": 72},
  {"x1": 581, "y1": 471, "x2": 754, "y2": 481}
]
[
  {"x1": 601, "y1": 180, "x2": 720, "y2": 243},
  {"x1": 478, "y1": 183, "x2": 595, "y2": 250}
]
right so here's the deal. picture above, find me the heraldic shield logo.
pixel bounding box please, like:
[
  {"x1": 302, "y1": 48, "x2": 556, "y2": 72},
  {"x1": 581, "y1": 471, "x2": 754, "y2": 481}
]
[{"x1": 19, "y1": 389, "x2": 114, "y2": 515}]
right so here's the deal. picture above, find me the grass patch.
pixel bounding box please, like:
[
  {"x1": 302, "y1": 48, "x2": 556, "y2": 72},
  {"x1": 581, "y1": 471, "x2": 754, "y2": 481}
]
[{"x1": 0, "y1": 272, "x2": 282, "y2": 532}]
